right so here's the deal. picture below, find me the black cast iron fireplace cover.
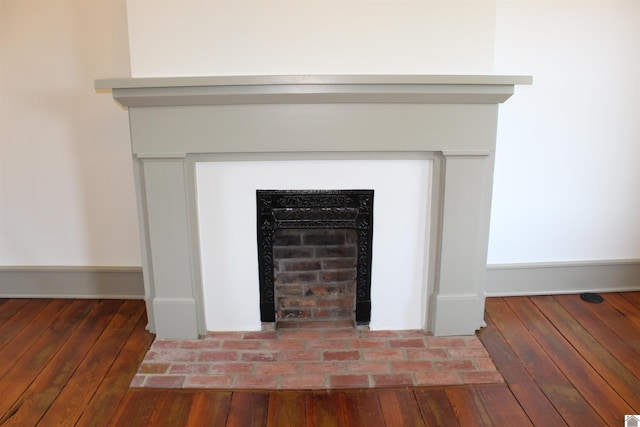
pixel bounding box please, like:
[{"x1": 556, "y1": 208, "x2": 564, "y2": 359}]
[{"x1": 256, "y1": 190, "x2": 374, "y2": 324}]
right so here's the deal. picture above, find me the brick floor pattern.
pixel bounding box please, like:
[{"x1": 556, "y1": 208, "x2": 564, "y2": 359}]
[{"x1": 132, "y1": 327, "x2": 503, "y2": 390}]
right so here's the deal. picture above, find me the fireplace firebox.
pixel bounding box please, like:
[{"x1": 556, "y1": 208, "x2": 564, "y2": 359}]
[{"x1": 256, "y1": 190, "x2": 374, "y2": 325}]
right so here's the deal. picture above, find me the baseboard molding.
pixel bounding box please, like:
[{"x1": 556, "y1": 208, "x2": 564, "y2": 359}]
[
  {"x1": 2, "y1": 261, "x2": 639, "y2": 300},
  {"x1": 0, "y1": 266, "x2": 144, "y2": 299},
  {"x1": 486, "y1": 259, "x2": 640, "y2": 296}
]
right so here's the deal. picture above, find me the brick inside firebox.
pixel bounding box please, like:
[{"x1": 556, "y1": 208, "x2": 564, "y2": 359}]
[{"x1": 273, "y1": 229, "x2": 357, "y2": 325}]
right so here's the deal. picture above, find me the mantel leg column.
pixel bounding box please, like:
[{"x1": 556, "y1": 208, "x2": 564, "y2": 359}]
[
  {"x1": 432, "y1": 152, "x2": 494, "y2": 336},
  {"x1": 137, "y1": 157, "x2": 203, "y2": 339}
]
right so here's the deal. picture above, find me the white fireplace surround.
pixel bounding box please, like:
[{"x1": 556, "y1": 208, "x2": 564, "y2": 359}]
[
  {"x1": 197, "y1": 159, "x2": 431, "y2": 331},
  {"x1": 96, "y1": 75, "x2": 530, "y2": 339}
]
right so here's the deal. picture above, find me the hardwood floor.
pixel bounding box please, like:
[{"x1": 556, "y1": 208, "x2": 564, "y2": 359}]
[{"x1": 0, "y1": 292, "x2": 639, "y2": 425}]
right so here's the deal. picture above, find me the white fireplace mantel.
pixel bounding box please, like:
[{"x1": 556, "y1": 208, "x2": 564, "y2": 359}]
[{"x1": 96, "y1": 75, "x2": 530, "y2": 339}]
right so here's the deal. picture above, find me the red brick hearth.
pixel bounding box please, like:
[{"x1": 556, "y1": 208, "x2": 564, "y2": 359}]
[{"x1": 132, "y1": 325, "x2": 503, "y2": 390}]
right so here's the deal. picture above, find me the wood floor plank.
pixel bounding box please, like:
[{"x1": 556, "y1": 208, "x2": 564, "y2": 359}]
[
  {"x1": 37, "y1": 300, "x2": 145, "y2": 426},
  {"x1": 341, "y1": 390, "x2": 384, "y2": 426},
  {"x1": 265, "y1": 391, "x2": 306, "y2": 427},
  {"x1": 414, "y1": 388, "x2": 460, "y2": 426},
  {"x1": 378, "y1": 388, "x2": 426, "y2": 427},
  {"x1": 474, "y1": 384, "x2": 532, "y2": 426},
  {"x1": 571, "y1": 294, "x2": 640, "y2": 354},
  {"x1": 146, "y1": 390, "x2": 195, "y2": 426},
  {"x1": 0, "y1": 299, "x2": 98, "y2": 419},
  {"x1": 185, "y1": 391, "x2": 232, "y2": 426},
  {"x1": 444, "y1": 386, "x2": 493, "y2": 426},
  {"x1": 510, "y1": 296, "x2": 632, "y2": 424},
  {"x1": 621, "y1": 291, "x2": 640, "y2": 310},
  {"x1": 226, "y1": 392, "x2": 269, "y2": 427},
  {"x1": 604, "y1": 293, "x2": 640, "y2": 329},
  {"x1": 76, "y1": 313, "x2": 154, "y2": 426},
  {"x1": 0, "y1": 299, "x2": 28, "y2": 327},
  {"x1": 305, "y1": 391, "x2": 345, "y2": 427},
  {"x1": 0, "y1": 299, "x2": 46, "y2": 344},
  {"x1": 478, "y1": 312, "x2": 567, "y2": 426},
  {"x1": 108, "y1": 389, "x2": 163, "y2": 426},
  {"x1": 486, "y1": 297, "x2": 605, "y2": 426},
  {"x1": 0, "y1": 299, "x2": 64, "y2": 357},
  {"x1": 556, "y1": 294, "x2": 640, "y2": 365},
  {"x1": 550, "y1": 294, "x2": 640, "y2": 409},
  {"x1": 0, "y1": 300, "x2": 123, "y2": 427}
]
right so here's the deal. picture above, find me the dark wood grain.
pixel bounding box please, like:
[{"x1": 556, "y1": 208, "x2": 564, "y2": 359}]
[
  {"x1": 0, "y1": 299, "x2": 49, "y2": 349},
  {"x1": 414, "y1": 388, "x2": 460, "y2": 426},
  {"x1": 378, "y1": 389, "x2": 426, "y2": 427},
  {"x1": 2, "y1": 300, "x2": 123, "y2": 427},
  {"x1": 536, "y1": 295, "x2": 640, "y2": 412},
  {"x1": 185, "y1": 391, "x2": 232, "y2": 426},
  {"x1": 605, "y1": 292, "x2": 640, "y2": 329},
  {"x1": 474, "y1": 384, "x2": 532, "y2": 426},
  {"x1": 0, "y1": 299, "x2": 28, "y2": 327},
  {"x1": 305, "y1": 391, "x2": 345, "y2": 427},
  {"x1": 37, "y1": 300, "x2": 145, "y2": 426},
  {"x1": 0, "y1": 299, "x2": 69, "y2": 376},
  {"x1": 486, "y1": 297, "x2": 606, "y2": 425},
  {"x1": 517, "y1": 296, "x2": 634, "y2": 423},
  {"x1": 341, "y1": 389, "x2": 384, "y2": 426},
  {"x1": 109, "y1": 389, "x2": 164, "y2": 426},
  {"x1": 621, "y1": 292, "x2": 640, "y2": 311},
  {"x1": 0, "y1": 293, "x2": 639, "y2": 426},
  {"x1": 478, "y1": 314, "x2": 567, "y2": 426},
  {"x1": 265, "y1": 391, "x2": 305, "y2": 427},
  {"x1": 0, "y1": 300, "x2": 97, "y2": 418},
  {"x1": 77, "y1": 313, "x2": 154, "y2": 426},
  {"x1": 555, "y1": 294, "x2": 640, "y2": 377},
  {"x1": 226, "y1": 392, "x2": 269, "y2": 427},
  {"x1": 147, "y1": 391, "x2": 195, "y2": 426},
  {"x1": 445, "y1": 386, "x2": 493, "y2": 426}
]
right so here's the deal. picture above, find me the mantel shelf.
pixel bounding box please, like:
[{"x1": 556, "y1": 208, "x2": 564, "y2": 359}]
[{"x1": 95, "y1": 75, "x2": 532, "y2": 107}]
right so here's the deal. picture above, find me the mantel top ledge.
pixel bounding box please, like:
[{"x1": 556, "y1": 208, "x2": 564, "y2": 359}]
[
  {"x1": 96, "y1": 74, "x2": 532, "y2": 89},
  {"x1": 95, "y1": 74, "x2": 532, "y2": 107}
]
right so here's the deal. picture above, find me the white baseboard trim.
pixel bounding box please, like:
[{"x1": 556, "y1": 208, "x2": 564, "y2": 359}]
[
  {"x1": 0, "y1": 266, "x2": 144, "y2": 299},
  {"x1": 486, "y1": 259, "x2": 640, "y2": 296}
]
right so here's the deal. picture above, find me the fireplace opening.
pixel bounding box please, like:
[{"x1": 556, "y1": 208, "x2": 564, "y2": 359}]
[
  {"x1": 273, "y1": 228, "x2": 358, "y2": 326},
  {"x1": 256, "y1": 190, "x2": 374, "y2": 326}
]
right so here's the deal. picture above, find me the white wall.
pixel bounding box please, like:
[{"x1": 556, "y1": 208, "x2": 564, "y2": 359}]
[
  {"x1": 1, "y1": 0, "x2": 638, "y2": 272},
  {"x1": 0, "y1": 0, "x2": 140, "y2": 266},
  {"x1": 126, "y1": 0, "x2": 497, "y2": 76},
  {"x1": 489, "y1": 0, "x2": 640, "y2": 263}
]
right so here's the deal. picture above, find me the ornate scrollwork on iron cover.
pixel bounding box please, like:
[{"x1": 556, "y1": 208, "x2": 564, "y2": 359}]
[
  {"x1": 275, "y1": 193, "x2": 354, "y2": 209},
  {"x1": 272, "y1": 207, "x2": 358, "y2": 222},
  {"x1": 258, "y1": 219, "x2": 276, "y2": 301}
]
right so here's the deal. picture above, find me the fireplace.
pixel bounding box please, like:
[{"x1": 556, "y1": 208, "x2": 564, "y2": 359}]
[
  {"x1": 95, "y1": 74, "x2": 530, "y2": 338},
  {"x1": 256, "y1": 190, "x2": 374, "y2": 325}
]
